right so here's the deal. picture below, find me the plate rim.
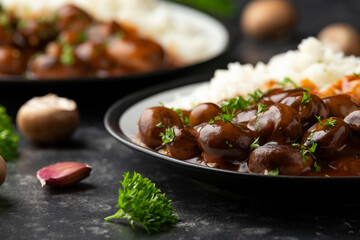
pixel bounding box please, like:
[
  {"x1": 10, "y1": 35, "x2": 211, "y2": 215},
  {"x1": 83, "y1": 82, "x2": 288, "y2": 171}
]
[
  {"x1": 0, "y1": 2, "x2": 233, "y2": 84},
  {"x1": 104, "y1": 76, "x2": 360, "y2": 182}
]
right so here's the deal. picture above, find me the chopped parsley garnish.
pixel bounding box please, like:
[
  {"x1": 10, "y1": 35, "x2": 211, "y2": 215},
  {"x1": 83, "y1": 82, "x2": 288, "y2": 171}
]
[
  {"x1": 220, "y1": 96, "x2": 249, "y2": 114},
  {"x1": 60, "y1": 43, "x2": 75, "y2": 66},
  {"x1": 159, "y1": 127, "x2": 175, "y2": 145},
  {"x1": 225, "y1": 141, "x2": 233, "y2": 148},
  {"x1": 265, "y1": 167, "x2": 279, "y2": 176},
  {"x1": 156, "y1": 122, "x2": 165, "y2": 128},
  {"x1": 247, "y1": 89, "x2": 264, "y2": 104},
  {"x1": 353, "y1": 73, "x2": 360, "y2": 78},
  {"x1": 250, "y1": 137, "x2": 260, "y2": 149},
  {"x1": 256, "y1": 103, "x2": 267, "y2": 115},
  {"x1": 105, "y1": 172, "x2": 178, "y2": 234},
  {"x1": 213, "y1": 113, "x2": 234, "y2": 122},
  {"x1": 174, "y1": 109, "x2": 189, "y2": 126},
  {"x1": 0, "y1": 106, "x2": 19, "y2": 161},
  {"x1": 314, "y1": 161, "x2": 321, "y2": 173},
  {"x1": 292, "y1": 141, "x2": 317, "y2": 163},
  {"x1": 301, "y1": 92, "x2": 312, "y2": 104},
  {"x1": 279, "y1": 77, "x2": 300, "y2": 88},
  {"x1": 315, "y1": 116, "x2": 337, "y2": 129}
]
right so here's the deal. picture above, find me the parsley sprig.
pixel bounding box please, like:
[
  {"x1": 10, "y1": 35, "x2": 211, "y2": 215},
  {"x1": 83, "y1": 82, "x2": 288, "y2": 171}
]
[
  {"x1": 279, "y1": 77, "x2": 299, "y2": 88},
  {"x1": 292, "y1": 141, "x2": 317, "y2": 163},
  {"x1": 159, "y1": 127, "x2": 175, "y2": 145},
  {"x1": 0, "y1": 106, "x2": 19, "y2": 161},
  {"x1": 105, "y1": 172, "x2": 178, "y2": 234},
  {"x1": 315, "y1": 116, "x2": 337, "y2": 129},
  {"x1": 301, "y1": 92, "x2": 312, "y2": 104}
]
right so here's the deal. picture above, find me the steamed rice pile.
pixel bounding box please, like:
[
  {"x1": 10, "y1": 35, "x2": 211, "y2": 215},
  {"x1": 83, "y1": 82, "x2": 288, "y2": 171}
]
[
  {"x1": 1, "y1": 0, "x2": 219, "y2": 63},
  {"x1": 169, "y1": 37, "x2": 360, "y2": 110}
]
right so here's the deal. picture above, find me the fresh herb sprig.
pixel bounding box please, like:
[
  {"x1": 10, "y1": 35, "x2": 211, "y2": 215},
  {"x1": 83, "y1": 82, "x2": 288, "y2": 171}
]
[
  {"x1": 292, "y1": 141, "x2": 317, "y2": 163},
  {"x1": 279, "y1": 77, "x2": 300, "y2": 88},
  {"x1": 315, "y1": 116, "x2": 337, "y2": 129},
  {"x1": 301, "y1": 92, "x2": 312, "y2": 104},
  {"x1": 0, "y1": 106, "x2": 19, "y2": 161},
  {"x1": 105, "y1": 172, "x2": 178, "y2": 234},
  {"x1": 159, "y1": 127, "x2": 175, "y2": 145}
]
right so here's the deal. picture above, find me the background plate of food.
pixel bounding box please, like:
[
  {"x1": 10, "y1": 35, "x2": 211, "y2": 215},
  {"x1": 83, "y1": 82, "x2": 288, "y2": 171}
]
[{"x1": 0, "y1": 0, "x2": 230, "y2": 83}]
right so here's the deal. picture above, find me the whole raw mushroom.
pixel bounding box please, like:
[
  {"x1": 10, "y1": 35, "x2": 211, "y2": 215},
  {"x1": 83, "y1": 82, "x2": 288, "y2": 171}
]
[
  {"x1": 0, "y1": 155, "x2": 6, "y2": 186},
  {"x1": 16, "y1": 94, "x2": 79, "y2": 144},
  {"x1": 240, "y1": 0, "x2": 297, "y2": 40},
  {"x1": 317, "y1": 23, "x2": 360, "y2": 56}
]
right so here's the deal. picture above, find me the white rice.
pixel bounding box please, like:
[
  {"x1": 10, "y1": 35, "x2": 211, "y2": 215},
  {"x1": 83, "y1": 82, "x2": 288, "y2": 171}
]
[
  {"x1": 168, "y1": 37, "x2": 360, "y2": 110},
  {"x1": 1, "y1": 0, "x2": 223, "y2": 63}
]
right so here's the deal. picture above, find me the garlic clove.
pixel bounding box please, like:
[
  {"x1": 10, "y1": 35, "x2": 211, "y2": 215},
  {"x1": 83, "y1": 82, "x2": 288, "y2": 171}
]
[{"x1": 37, "y1": 161, "x2": 92, "y2": 187}]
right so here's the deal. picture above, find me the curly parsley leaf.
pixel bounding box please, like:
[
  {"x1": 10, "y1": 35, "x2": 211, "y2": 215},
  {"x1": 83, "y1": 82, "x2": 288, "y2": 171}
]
[
  {"x1": 0, "y1": 106, "x2": 19, "y2": 161},
  {"x1": 105, "y1": 172, "x2": 178, "y2": 234}
]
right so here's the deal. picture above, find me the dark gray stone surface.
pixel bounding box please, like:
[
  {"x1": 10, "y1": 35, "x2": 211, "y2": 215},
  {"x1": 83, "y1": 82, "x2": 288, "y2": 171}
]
[{"x1": 2, "y1": 0, "x2": 360, "y2": 239}]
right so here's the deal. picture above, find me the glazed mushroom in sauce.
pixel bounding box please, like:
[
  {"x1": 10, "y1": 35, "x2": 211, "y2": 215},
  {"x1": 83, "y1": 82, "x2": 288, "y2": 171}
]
[
  {"x1": 0, "y1": 4, "x2": 182, "y2": 79},
  {"x1": 137, "y1": 82, "x2": 360, "y2": 177}
]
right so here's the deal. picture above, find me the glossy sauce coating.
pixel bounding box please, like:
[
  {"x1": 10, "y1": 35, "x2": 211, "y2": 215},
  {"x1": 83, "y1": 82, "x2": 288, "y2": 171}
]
[{"x1": 137, "y1": 87, "x2": 360, "y2": 177}]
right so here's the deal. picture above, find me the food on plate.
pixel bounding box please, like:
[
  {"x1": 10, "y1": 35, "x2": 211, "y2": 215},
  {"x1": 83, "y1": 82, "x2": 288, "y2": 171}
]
[
  {"x1": 135, "y1": 37, "x2": 360, "y2": 177},
  {"x1": 240, "y1": 0, "x2": 297, "y2": 40},
  {"x1": 318, "y1": 23, "x2": 360, "y2": 56},
  {"x1": 37, "y1": 161, "x2": 92, "y2": 187},
  {"x1": 0, "y1": 3, "x2": 184, "y2": 79},
  {"x1": 0, "y1": 155, "x2": 6, "y2": 186},
  {"x1": 16, "y1": 94, "x2": 79, "y2": 144}
]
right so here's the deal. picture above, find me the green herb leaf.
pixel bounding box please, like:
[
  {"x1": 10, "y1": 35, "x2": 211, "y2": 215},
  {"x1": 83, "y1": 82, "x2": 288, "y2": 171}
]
[
  {"x1": 314, "y1": 161, "x2": 321, "y2": 173},
  {"x1": 265, "y1": 167, "x2": 279, "y2": 176},
  {"x1": 105, "y1": 172, "x2": 178, "y2": 234},
  {"x1": 256, "y1": 103, "x2": 267, "y2": 115},
  {"x1": 354, "y1": 73, "x2": 360, "y2": 78},
  {"x1": 315, "y1": 116, "x2": 337, "y2": 129},
  {"x1": 250, "y1": 137, "x2": 260, "y2": 149},
  {"x1": 278, "y1": 77, "x2": 300, "y2": 88},
  {"x1": 0, "y1": 106, "x2": 19, "y2": 161},
  {"x1": 301, "y1": 92, "x2": 312, "y2": 104},
  {"x1": 220, "y1": 96, "x2": 249, "y2": 114},
  {"x1": 292, "y1": 141, "x2": 317, "y2": 163},
  {"x1": 247, "y1": 89, "x2": 264, "y2": 105},
  {"x1": 60, "y1": 43, "x2": 75, "y2": 66},
  {"x1": 156, "y1": 122, "x2": 165, "y2": 128},
  {"x1": 159, "y1": 127, "x2": 175, "y2": 145},
  {"x1": 225, "y1": 141, "x2": 233, "y2": 148}
]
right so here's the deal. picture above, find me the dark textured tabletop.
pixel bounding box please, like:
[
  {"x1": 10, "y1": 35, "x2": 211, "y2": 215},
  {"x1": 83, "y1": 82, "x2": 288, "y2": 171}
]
[{"x1": 1, "y1": 0, "x2": 360, "y2": 239}]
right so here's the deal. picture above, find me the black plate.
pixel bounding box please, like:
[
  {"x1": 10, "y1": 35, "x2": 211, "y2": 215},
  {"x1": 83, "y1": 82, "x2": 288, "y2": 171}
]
[
  {"x1": 104, "y1": 76, "x2": 360, "y2": 198},
  {"x1": 0, "y1": 2, "x2": 232, "y2": 85}
]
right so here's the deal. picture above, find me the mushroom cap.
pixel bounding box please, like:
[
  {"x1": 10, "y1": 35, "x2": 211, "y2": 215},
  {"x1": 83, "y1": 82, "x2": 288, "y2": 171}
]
[
  {"x1": 241, "y1": 0, "x2": 297, "y2": 39},
  {"x1": 16, "y1": 94, "x2": 79, "y2": 144},
  {"x1": 317, "y1": 23, "x2": 360, "y2": 56}
]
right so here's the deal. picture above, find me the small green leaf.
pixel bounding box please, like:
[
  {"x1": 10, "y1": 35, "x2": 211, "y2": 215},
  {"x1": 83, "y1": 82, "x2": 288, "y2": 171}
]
[
  {"x1": 301, "y1": 92, "x2": 312, "y2": 104},
  {"x1": 278, "y1": 77, "x2": 299, "y2": 88},
  {"x1": 250, "y1": 137, "x2": 260, "y2": 149},
  {"x1": 159, "y1": 127, "x2": 175, "y2": 145}
]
